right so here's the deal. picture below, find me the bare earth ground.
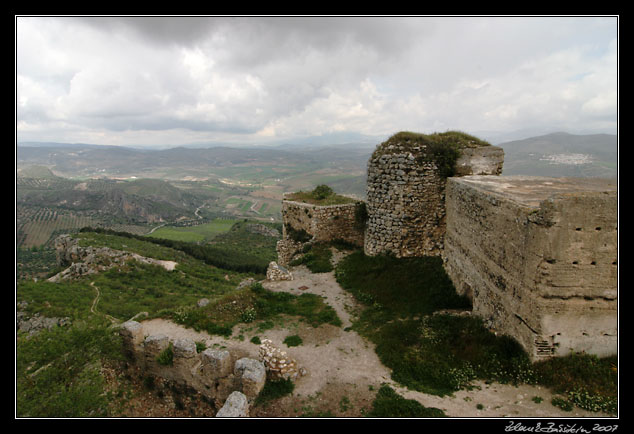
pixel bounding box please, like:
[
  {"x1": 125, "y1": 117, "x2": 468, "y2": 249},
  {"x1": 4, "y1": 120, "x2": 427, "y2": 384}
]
[{"x1": 138, "y1": 252, "x2": 609, "y2": 418}]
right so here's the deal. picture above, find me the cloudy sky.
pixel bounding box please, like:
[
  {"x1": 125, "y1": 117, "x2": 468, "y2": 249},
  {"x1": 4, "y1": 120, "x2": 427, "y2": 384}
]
[{"x1": 16, "y1": 16, "x2": 618, "y2": 148}]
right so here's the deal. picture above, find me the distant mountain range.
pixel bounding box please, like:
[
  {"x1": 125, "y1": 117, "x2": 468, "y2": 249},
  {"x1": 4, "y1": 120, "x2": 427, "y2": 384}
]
[{"x1": 17, "y1": 131, "x2": 618, "y2": 181}]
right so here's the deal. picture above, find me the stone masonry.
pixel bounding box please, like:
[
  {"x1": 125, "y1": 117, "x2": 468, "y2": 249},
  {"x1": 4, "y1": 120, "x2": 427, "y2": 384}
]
[
  {"x1": 442, "y1": 176, "x2": 617, "y2": 360},
  {"x1": 272, "y1": 132, "x2": 617, "y2": 361},
  {"x1": 276, "y1": 195, "x2": 365, "y2": 266},
  {"x1": 364, "y1": 139, "x2": 504, "y2": 257},
  {"x1": 119, "y1": 320, "x2": 266, "y2": 413}
]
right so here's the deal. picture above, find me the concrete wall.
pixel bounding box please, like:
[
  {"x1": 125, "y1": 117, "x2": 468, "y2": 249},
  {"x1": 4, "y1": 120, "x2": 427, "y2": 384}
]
[{"x1": 442, "y1": 176, "x2": 618, "y2": 360}]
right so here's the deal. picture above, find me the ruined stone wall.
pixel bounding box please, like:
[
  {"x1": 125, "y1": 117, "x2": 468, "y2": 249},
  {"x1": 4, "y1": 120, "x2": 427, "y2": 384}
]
[
  {"x1": 442, "y1": 176, "x2": 618, "y2": 360},
  {"x1": 364, "y1": 143, "x2": 504, "y2": 257},
  {"x1": 119, "y1": 320, "x2": 265, "y2": 413},
  {"x1": 277, "y1": 197, "x2": 365, "y2": 265}
]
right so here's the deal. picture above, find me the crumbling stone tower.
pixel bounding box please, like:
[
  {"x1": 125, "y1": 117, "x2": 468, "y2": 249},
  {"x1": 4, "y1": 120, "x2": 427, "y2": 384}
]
[{"x1": 364, "y1": 131, "x2": 504, "y2": 257}]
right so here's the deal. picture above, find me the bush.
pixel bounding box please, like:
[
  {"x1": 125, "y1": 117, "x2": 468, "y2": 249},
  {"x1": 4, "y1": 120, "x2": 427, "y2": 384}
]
[
  {"x1": 156, "y1": 343, "x2": 174, "y2": 366},
  {"x1": 254, "y1": 378, "x2": 295, "y2": 407},
  {"x1": 283, "y1": 335, "x2": 303, "y2": 347},
  {"x1": 367, "y1": 385, "x2": 446, "y2": 417},
  {"x1": 312, "y1": 184, "x2": 334, "y2": 200}
]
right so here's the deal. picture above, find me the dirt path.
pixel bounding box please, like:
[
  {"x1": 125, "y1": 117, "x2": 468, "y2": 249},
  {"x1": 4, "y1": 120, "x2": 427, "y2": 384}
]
[
  {"x1": 90, "y1": 282, "x2": 118, "y2": 324},
  {"x1": 139, "y1": 258, "x2": 608, "y2": 418}
]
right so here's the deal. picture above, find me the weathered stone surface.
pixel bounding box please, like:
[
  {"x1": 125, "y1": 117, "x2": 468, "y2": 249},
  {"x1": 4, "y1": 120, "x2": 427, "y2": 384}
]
[
  {"x1": 443, "y1": 175, "x2": 617, "y2": 360},
  {"x1": 276, "y1": 197, "x2": 365, "y2": 267},
  {"x1": 173, "y1": 338, "x2": 197, "y2": 359},
  {"x1": 454, "y1": 145, "x2": 504, "y2": 176},
  {"x1": 216, "y1": 391, "x2": 249, "y2": 417},
  {"x1": 120, "y1": 324, "x2": 264, "y2": 406},
  {"x1": 48, "y1": 235, "x2": 177, "y2": 282},
  {"x1": 16, "y1": 310, "x2": 71, "y2": 336},
  {"x1": 234, "y1": 358, "x2": 266, "y2": 398},
  {"x1": 364, "y1": 140, "x2": 503, "y2": 258},
  {"x1": 201, "y1": 349, "x2": 233, "y2": 378}
]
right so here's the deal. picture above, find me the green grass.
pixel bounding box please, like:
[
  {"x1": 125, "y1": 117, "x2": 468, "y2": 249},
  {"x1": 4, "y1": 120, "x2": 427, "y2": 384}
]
[
  {"x1": 290, "y1": 243, "x2": 334, "y2": 273},
  {"x1": 147, "y1": 219, "x2": 236, "y2": 243},
  {"x1": 283, "y1": 335, "x2": 303, "y2": 347},
  {"x1": 367, "y1": 385, "x2": 446, "y2": 418},
  {"x1": 254, "y1": 378, "x2": 295, "y2": 407},
  {"x1": 16, "y1": 320, "x2": 125, "y2": 417},
  {"x1": 167, "y1": 282, "x2": 341, "y2": 338},
  {"x1": 334, "y1": 250, "x2": 618, "y2": 413},
  {"x1": 18, "y1": 231, "x2": 252, "y2": 324},
  {"x1": 285, "y1": 184, "x2": 356, "y2": 206},
  {"x1": 335, "y1": 251, "x2": 471, "y2": 319},
  {"x1": 532, "y1": 353, "x2": 618, "y2": 414}
]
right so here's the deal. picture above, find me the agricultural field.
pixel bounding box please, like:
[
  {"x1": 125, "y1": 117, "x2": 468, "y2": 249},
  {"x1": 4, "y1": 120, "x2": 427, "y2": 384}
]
[
  {"x1": 16, "y1": 206, "x2": 97, "y2": 249},
  {"x1": 147, "y1": 218, "x2": 237, "y2": 243}
]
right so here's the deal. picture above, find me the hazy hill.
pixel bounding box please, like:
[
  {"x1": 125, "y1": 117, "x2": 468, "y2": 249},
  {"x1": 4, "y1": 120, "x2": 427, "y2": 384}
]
[
  {"x1": 499, "y1": 132, "x2": 617, "y2": 178},
  {"x1": 17, "y1": 131, "x2": 617, "y2": 183},
  {"x1": 16, "y1": 176, "x2": 199, "y2": 224}
]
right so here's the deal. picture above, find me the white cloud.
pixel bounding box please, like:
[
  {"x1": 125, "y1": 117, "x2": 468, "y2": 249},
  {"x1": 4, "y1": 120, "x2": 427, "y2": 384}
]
[{"x1": 16, "y1": 16, "x2": 618, "y2": 147}]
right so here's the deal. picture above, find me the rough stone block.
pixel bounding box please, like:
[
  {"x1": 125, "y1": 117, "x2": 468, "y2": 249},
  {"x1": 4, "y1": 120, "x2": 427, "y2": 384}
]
[
  {"x1": 234, "y1": 358, "x2": 266, "y2": 398},
  {"x1": 216, "y1": 391, "x2": 249, "y2": 417},
  {"x1": 443, "y1": 175, "x2": 617, "y2": 360},
  {"x1": 201, "y1": 349, "x2": 233, "y2": 378}
]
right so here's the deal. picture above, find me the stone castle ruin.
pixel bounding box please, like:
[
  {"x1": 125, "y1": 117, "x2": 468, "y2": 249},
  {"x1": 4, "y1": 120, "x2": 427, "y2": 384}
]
[{"x1": 277, "y1": 131, "x2": 617, "y2": 361}]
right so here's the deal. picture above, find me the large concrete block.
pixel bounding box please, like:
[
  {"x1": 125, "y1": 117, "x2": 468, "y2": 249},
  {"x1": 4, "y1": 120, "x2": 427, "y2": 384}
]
[{"x1": 443, "y1": 176, "x2": 617, "y2": 360}]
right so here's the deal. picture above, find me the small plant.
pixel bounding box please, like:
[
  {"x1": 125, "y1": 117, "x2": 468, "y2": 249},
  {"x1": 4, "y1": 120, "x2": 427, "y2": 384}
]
[
  {"x1": 551, "y1": 396, "x2": 574, "y2": 412},
  {"x1": 240, "y1": 307, "x2": 257, "y2": 323},
  {"x1": 283, "y1": 335, "x2": 303, "y2": 347},
  {"x1": 195, "y1": 341, "x2": 207, "y2": 353},
  {"x1": 354, "y1": 201, "x2": 368, "y2": 231},
  {"x1": 250, "y1": 336, "x2": 261, "y2": 345},
  {"x1": 532, "y1": 396, "x2": 543, "y2": 404},
  {"x1": 339, "y1": 396, "x2": 352, "y2": 412},
  {"x1": 156, "y1": 343, "x2": 174, "y2": 366},
  {"x1": 568, "y1": 388, "x2": 618, "y2": 414}
]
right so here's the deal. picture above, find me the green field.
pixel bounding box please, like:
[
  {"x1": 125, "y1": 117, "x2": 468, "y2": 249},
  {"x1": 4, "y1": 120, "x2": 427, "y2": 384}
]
[{"x1": 147, "y1": 219, "x2": 237, "y2": 243}]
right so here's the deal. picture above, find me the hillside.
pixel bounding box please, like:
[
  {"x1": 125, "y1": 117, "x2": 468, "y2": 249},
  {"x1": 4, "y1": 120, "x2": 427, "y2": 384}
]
[
  {"x1": 16, "y1": 231, "x2": 616, "y2": 418},
  {"x1": 499, "y1": 132, "x2": 617, "y2": 178}
]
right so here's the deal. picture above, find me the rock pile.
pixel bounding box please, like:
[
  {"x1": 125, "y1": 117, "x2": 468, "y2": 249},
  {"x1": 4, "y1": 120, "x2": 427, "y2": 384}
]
[
  {"x1": 16, "y1": 306, "x2": 71, "y2": 337},
  {"x1": 245, "y1": 223, "x2": 280, "y2": 238},
  {"x1": 258, "y1": 339, "x2": 304, "y2": 381},
  {"x1": 266, "y1": 262, "x2": 293, "y2": 281}
]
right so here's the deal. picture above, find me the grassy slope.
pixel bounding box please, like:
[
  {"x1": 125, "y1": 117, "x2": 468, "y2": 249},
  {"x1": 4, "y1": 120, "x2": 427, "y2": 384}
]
[
  {"x1": 334, "y1": 250, "x2": 618, "y2": 414},
  {"x1": 16, "y1": 231, "x2": 340, "y2": 417}
]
